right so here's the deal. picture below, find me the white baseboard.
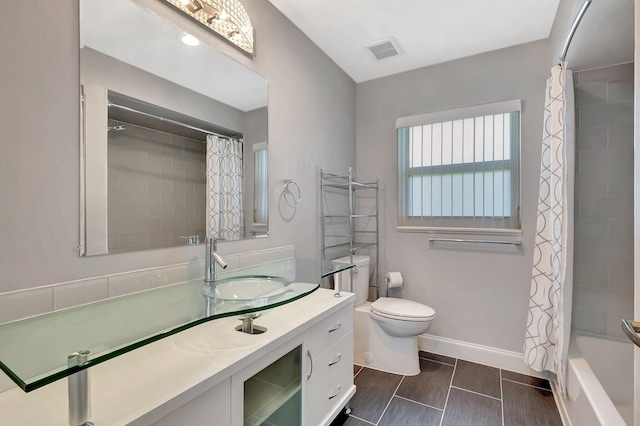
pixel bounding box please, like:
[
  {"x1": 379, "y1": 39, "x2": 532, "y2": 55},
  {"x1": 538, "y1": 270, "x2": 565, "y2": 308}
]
[{"x1": 417, "y1": 334, "x2": 549, "y2": 379}]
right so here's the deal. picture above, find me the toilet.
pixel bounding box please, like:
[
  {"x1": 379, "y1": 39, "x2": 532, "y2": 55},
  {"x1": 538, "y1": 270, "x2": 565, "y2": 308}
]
[{"x1": 333, "y1": 255, "x2": 435, "y2": 376}]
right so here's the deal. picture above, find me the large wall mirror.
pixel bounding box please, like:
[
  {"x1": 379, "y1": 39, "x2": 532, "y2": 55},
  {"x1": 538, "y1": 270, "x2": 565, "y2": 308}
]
[{"x1": 80, "y1": 0, "x2": 268, "y2": 256}]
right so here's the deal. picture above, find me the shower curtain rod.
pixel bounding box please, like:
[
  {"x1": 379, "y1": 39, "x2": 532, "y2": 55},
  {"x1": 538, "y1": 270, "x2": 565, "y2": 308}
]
[
  {"x1": 107, "y1": 101, "x2": 239, "y2": 140},
  {"x1": 559, "y1": 0, "x2": 592, "y2": 62}
]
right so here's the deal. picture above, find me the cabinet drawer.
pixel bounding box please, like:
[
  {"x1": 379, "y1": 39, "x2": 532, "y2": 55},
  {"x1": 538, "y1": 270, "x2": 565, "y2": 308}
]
[
  {"x1": 307, "y1": 305, "x2": 353, "y2": 359},
  {"x1": 306, "y1": 340, "x2": 354, "y2": 426},
  {"x1": 306, "y1": 331, "x2": 353, "y2": 397}
]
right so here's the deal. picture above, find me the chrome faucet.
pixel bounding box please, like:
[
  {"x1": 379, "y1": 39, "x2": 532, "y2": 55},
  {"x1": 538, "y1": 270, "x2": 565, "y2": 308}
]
[{"x1": 205, "y1": 237, "x2": 228, "y2": 283}]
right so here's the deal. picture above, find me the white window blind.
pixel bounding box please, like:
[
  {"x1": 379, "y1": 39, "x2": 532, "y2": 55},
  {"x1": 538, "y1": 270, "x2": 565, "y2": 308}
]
[{"x1": 397, "y1": 100, "x2": 521, "y2": 231}]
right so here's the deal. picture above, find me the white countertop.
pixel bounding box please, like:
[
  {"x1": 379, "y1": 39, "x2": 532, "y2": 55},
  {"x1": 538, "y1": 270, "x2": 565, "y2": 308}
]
[{"x1": 0, "y1": 288, "x2": 354, "y2": 425}]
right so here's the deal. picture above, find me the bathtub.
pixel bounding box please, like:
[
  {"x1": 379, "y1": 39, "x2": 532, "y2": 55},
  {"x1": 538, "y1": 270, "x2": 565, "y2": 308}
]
[{"x1": 556, "y1": 331, "x2": 633, "y2": 425}]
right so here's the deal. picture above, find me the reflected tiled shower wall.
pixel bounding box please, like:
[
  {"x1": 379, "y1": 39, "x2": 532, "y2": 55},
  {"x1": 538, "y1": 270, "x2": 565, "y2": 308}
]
[
  {"x1": 572, "y1": 63, "x2": 634, "y2": 338},
  {"x1": 108, "y1": 120, "x2": 206, "y2": 253}
]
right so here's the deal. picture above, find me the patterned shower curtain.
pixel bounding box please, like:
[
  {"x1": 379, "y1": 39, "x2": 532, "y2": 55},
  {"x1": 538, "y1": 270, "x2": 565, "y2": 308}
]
[
  {"x1": 523, "y1": 63, "x2": 575, "y2": 396},
  {"x1": 206, "y1": 135, "x2": 244, "y2": 240}
]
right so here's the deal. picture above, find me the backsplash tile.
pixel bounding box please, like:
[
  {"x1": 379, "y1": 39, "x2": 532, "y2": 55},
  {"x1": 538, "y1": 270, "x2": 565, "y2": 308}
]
[
  {"x1": 152, "y1": 264, "x2": 189, "y2": 288},
  {"x1": 109, "y1": 270, "x2": 153, "y2": 297},
  {"x1": 0, "y1": 287, "x2": 54, "y2": 324},
  {"x1": 0, "y1": 245, "x2": 296, "y2": 318},
  {"x1": 239, "y1": 246, "x2": 295, "y2": 268},
  {"x1": 54, "y1": 277, "x2": 109, "y2": 310}
]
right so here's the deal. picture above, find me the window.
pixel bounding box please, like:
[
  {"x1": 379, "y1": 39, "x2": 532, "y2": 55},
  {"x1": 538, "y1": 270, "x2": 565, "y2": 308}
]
[
  {"x1": 253, "y1": 142, "x2": 268, "y2": 226},
  {"x1": 397, "y1": 100, "x2": 521, "y2": 232}
]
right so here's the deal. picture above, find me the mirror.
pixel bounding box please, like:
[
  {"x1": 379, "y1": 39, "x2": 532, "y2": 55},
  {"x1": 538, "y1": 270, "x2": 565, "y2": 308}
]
[{"x1": 80, "y1": 0, "x2": 268, "y2": 256}]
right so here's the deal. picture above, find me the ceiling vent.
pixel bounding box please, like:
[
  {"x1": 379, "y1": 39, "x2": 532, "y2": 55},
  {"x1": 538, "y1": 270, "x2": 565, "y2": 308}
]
[{"x1": 364, "y1": 37, "x2": 401, "y2": 61}]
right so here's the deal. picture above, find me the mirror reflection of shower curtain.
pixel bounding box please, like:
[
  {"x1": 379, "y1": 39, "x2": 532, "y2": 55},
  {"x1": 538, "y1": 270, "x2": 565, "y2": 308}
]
[{"x1": 206, "y1": 135, "x2": 244, "y2": 240}]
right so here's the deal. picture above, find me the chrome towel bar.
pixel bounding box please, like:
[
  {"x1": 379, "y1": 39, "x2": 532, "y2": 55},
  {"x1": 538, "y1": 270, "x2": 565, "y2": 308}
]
[{"x1": 428, "y1": 238, "x2": 522, "y2": 246}]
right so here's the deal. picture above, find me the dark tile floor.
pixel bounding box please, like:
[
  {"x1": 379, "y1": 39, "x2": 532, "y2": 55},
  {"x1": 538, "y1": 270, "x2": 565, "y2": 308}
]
[{"x1": 336, "y1": 351, "x2": 562, "y2": 426}]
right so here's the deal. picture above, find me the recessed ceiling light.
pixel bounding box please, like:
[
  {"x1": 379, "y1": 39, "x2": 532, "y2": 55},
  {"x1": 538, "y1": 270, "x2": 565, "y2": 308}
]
[{"x1": 181, "y1": 33, "x2": 200, "y2": 46}]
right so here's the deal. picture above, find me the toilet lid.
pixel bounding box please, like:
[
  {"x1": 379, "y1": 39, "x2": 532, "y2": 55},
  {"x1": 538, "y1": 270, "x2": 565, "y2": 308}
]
[{"x1": 371, "y1": 297, "x2": 435, "y2": 320}]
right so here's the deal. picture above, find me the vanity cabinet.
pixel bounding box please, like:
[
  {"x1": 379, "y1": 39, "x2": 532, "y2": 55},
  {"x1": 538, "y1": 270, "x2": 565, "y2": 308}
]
[
  {"x1": 143, "y1": 379, "x2": 231, "y2": 426},
  {"x1": 0, "y1": 288, "x2": 355, "y2": 425}
]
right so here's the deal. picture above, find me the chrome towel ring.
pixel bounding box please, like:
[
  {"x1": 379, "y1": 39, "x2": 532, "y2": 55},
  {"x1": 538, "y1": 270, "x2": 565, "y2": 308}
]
[{"x1": 283, "y1": 179, "x2": 301, "y2": 207}]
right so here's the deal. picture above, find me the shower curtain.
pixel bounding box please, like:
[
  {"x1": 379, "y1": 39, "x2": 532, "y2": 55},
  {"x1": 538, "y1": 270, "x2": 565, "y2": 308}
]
[
  {"x1": 523, "y1": 63, "x2": 575, "y2": 396},
  {"x1": 206, "y1": 135, "x2": 244, "y2": 240}
]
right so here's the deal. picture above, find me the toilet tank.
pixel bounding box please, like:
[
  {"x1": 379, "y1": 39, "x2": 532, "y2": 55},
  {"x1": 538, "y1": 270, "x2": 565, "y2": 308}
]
[{"x1": 332, "y1": 255, "x2": 370, "y2": 306}]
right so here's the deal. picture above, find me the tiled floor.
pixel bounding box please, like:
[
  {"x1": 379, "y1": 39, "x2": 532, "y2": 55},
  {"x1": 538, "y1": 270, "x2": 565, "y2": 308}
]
[{"x1": 336, "y1": 351, "x2": 562, "y2": 426}]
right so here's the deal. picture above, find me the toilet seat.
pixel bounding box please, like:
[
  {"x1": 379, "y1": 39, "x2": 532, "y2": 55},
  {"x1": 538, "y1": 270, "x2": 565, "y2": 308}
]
[{"x1": 371, "y1": 297, "x2": 435, "y2": 322}]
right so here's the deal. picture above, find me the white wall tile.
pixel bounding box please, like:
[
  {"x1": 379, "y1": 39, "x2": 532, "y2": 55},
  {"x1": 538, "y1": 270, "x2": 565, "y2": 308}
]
[
  {"x1": 54, "y1": 277, "x2": 109, "y2": 310},
  {"x1": 574, "y1": 81, "x2": 607, "y2": 106},
  {"x1": 152, "y1": 264, "x2": 189, "y2": 288},
  {"x1": 606, "y1": 313, "x2": 629, "y2": 340},
  {"x1": 0, "y1": 287, "x2": 54, "y2": 324},
  {"x1": 239, "y1": 246, "x2": 295, "y2": 268},
  {"x1": 607, "y1": 78, "x2": 634, "y2": 103},
  {"x1": 576, "y1": 126, "x2": 607, "y2": 151},
  {"x1": 607, "y1": 265, "x2": 633, "y2": 292},
  {"x1": 572, "y1": 309, "x2": 607, "y2": 335},
  {"x1": 109, "y1": 270, "x2": 153, "y2": 297},
  {"x1": 573, "y1": 262, "x2": 607, "y2": 289}
]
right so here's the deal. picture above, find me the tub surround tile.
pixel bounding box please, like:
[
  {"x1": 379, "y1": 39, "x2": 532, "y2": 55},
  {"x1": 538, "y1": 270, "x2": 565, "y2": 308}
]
[
  {"x1": 607, "y1": 265, "x2": 633, "y2": 291},
  {"x1": 502, "y1": 380, "x2": 562, "y2": 426},
  {"x1": 607, "y1": 78, "x2": 634, "y2": 102},
  {"x1": 452, "y1": 360, "x2": 501, "y2": 399},
  {"x1": 577, "y1": 63, "x2": 633, "y2": 84},
  {"x1": 576, "y1": 126, "x2": 607, "y2": 151},
  {"x1": 574, "y1": 81, "x2": 608, "y2": 106},
  {"x1": 572, "y1": 309, "x2": 608, "y2": 335},
  {"x1": 54, "y1": 277, "x2": 109, "y2": 310},
  {"x1": 608, "y1": 124, "x2": 634, "y2": 148},
  {"x1": 606, "y1": 314, "x2": 629, "y2": 340}
]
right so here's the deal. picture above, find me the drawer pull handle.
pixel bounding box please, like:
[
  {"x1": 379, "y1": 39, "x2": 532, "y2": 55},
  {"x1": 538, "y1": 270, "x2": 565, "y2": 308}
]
[
  {"x1": 328, "y1": 353, "x2": 342, "y2": 367},
  {"x1": 328, "y1": 385, "x2": 342, "y2": 400},
  {"x1": 328, "y1": 322, "x2": 341, "y2": 333},
  {"x1": 306, "y1": 349, "x2": 313, "y2": 381}
]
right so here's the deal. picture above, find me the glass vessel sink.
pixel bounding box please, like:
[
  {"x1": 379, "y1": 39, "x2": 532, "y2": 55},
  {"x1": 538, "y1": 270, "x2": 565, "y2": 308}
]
[{"x1": 202, "y1": 275, "x2": 289, "y2": 301}]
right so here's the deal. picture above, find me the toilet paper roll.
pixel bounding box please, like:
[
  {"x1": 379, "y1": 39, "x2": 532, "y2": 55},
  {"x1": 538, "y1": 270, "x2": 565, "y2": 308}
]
[{"x1": 385, "y1": 272, "x2": 403, "y2": 289}]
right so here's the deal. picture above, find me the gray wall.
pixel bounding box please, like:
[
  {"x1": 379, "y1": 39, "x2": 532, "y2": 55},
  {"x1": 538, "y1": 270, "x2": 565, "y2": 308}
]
[
  {"x1": 0, "y1": 0, "x2": 356, "y2": 293},
  {"x1": 355, "y1": 40, "x2": 551, "y2": 353},
  {"x1": 572, "y1": 63, "x2": 634, "y2": 338}
]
